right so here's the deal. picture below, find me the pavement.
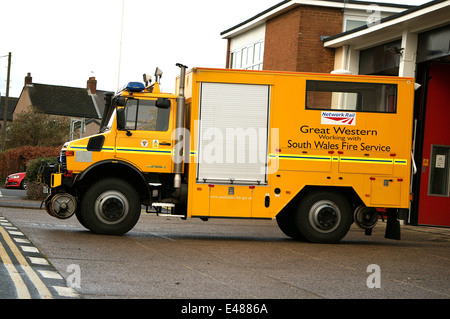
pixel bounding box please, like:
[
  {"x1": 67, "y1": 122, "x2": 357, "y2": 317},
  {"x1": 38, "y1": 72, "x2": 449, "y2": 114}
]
[
  {"x1": 0, "y1": 195, "x2": 449, "y2": 239},
  {"x1": 0, "y1": 197, "x2": 45, "y2": 210}
]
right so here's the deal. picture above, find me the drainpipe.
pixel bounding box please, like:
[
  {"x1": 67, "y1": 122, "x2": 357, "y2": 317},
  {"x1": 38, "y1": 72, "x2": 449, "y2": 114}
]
[{"x1": 174, "y1": 63, "x2": 188, "y2": 190}]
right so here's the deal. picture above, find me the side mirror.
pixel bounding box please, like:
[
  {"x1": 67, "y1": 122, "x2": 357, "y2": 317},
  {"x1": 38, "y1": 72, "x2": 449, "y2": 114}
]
[
  {"x1": 116, "y1": 96, "x2": 126, "y2": 106},
  {"x1": 117, "y1": 108, "x2": 126, "y2": 130},
  {"x1": 156, "y1": 98, "x2": 171, "y2": 109}
]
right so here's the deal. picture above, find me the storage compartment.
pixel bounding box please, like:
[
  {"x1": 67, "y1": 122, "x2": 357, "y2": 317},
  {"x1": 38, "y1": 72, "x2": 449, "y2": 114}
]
[{"x1": 370, "y1": 177, "x2": 402, "y2": 206}]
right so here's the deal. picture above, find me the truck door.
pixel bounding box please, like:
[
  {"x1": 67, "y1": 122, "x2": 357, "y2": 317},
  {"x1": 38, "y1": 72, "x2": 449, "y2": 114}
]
[{"x1": 115, "y1": 98, "x2": 174, "y2": 173}]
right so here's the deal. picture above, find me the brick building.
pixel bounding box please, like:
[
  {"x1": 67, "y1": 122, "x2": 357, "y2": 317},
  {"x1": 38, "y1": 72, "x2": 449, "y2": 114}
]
[{"x1": 221, "y1": 0, "x2": 411, "y2": 74}]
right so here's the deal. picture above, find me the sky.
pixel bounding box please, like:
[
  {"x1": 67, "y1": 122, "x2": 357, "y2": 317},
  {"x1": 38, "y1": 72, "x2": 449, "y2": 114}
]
[{"x1": 1, "y1": 0, "x2": 432, "y2": 98}]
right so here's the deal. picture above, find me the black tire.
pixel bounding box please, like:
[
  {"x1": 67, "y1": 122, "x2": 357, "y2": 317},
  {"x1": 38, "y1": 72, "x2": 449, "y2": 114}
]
[
  {"x1": 75, "y1": 206, "x2": 88, "y2": 229},
  {"x1": 79, "y1": 178, "x2": 141, "y2": 235},
  {"x1": 20, "y1": 180, "x2": 27, "y2": 190},
  {"x1": 276, "y1": 208, "x2": 305, "y2": 240},
  {"x1": 294, "y1": 190, "x2": 352, "y2": 244}
]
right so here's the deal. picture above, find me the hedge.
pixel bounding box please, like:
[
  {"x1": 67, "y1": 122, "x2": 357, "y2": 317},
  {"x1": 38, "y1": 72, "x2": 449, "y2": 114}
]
[
  {"x1": 0, "y1": 146, "x2": 60, "y2": 181},
  {"x1": 26, "y1": 156, "x2": 59, "y2": 182}
]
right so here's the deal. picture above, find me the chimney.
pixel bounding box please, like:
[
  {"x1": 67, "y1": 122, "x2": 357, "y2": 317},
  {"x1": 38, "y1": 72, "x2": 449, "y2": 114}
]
[
  {"x1": 25, "y1": 72, "x2": 32, "y2": 86},
  {"x1": 87, "y1": 76, "x2": 97, "y2": 94}
]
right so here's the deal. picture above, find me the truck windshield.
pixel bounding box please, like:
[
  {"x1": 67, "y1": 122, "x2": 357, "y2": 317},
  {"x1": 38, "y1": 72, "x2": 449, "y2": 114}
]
[
  {"x1": 124, "y1": 99, "x2": 170, "y2": 131},
  {"x1": 99, "y1": 109, "x2": 116, "y2": 132},
  {"x1": 105, "y1": 109, "x2": 116, "y2": 131}
]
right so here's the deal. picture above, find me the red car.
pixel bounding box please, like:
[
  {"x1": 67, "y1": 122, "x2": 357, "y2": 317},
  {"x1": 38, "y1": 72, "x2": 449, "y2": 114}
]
[{"x1": 5, "y1": 172, "x2": 27, "y2": 190}]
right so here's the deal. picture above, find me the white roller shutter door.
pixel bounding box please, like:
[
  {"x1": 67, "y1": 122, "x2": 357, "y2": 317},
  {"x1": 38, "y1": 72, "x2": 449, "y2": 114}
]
[{"x1": 197, "y1": 82, "x2": 270, "y2": 184}]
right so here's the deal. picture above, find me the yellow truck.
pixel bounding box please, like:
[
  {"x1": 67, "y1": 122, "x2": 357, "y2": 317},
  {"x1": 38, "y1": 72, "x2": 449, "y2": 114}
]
[{"x1": 40, "y1": 65, "x2": 415, "y2": 243}]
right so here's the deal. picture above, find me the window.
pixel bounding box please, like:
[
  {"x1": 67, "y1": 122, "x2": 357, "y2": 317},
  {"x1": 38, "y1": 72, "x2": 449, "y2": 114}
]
[
  {"x1": 230, "y1": 40, "x2": 264, "y2": 70},
  {"x1": 429, "y1": 145, "x2": 450, "y2": 197},
  {"x1": 344, "y1": 19, "x2": 367, "y2": 31},
  {"x1": 306, "y1": 80, "x2": 397, "y2": 113},
  {"x1": 124, "y1": 99, "x2": 170, "y2": 131}
]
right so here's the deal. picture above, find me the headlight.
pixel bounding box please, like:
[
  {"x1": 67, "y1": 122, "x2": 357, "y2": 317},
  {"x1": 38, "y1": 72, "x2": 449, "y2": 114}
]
[{"x1": 10, "y1": 175, "x2": 20, "y2": 179}]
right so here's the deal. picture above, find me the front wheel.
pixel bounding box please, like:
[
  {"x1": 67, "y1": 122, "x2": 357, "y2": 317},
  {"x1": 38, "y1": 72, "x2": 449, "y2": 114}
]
[
  {"x1": 80, "y1": 178, "x2": 141, "y2": 235},
  {"x1": 294, "y1": 190, "x2": 352, "y2": 244}
]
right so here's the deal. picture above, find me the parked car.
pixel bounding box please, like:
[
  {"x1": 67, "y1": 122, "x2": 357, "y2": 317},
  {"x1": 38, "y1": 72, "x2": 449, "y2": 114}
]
[{"x1": 5, "y1": 172, "x2": 27, "y2": 190}]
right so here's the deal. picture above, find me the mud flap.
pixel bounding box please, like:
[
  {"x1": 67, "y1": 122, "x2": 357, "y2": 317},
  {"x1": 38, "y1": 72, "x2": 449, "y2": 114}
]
[{"x1": 385, "y1": 209, "x2": 401, "y2": 240}]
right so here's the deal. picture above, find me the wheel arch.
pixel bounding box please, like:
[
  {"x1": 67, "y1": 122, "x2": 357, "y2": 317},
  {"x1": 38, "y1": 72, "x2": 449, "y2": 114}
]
[
  {"x1": 76, "y1": 160, "x2": 150, "y2": 201},
  {"x1": 277, "y1": 185, "x2": 364, "y2": 223}
]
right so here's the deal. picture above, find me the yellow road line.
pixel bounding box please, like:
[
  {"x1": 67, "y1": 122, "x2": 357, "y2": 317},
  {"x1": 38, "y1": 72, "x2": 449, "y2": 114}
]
[
  {"x1": 0, "y1": 225, "x2": 53, "y2": 299},
  {"x1": 0, "y1": 239, "x2": 30, "y2": 299}
]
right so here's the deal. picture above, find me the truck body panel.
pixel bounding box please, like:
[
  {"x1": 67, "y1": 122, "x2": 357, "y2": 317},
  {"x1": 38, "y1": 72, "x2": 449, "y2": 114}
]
[{"x1": 184, "y1": 68, "x2": 414, "y2": 219}]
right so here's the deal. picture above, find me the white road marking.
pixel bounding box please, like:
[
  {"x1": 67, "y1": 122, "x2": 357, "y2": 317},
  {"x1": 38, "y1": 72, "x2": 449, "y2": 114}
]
[
  {"x1": 38, "y1": 270, "x2": 63, "y2": 280},
  {"x1": 21, "y1": 246, "x2": 40, "y2": 253},
  {"x1": 13, "y1": 238, "x2": 30, "y2": 244},
  {"x1": 8, "y1": 231, "x2": 24, "y2": 236},
  {"x1": 28, "y1": 257, "x2": 50, "y2": 265},
  {"x1": 52, "y1": 286, "x2": 80, "y2": 298}
]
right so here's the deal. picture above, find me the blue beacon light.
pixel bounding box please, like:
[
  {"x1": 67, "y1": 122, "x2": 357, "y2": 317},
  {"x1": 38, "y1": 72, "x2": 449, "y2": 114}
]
[{"x1": 125, "y1": 82, "x2": 145, "y2": 92}]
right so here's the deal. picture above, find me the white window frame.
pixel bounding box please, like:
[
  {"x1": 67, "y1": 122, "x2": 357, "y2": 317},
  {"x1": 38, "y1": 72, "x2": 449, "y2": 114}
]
[{"x1": 230, "y1": 39, "x2": 265, "y2": 71}]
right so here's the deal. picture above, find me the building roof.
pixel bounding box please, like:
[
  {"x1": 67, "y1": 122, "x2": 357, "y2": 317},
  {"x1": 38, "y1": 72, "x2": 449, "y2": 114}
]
[
  {"x1": 221, "y1": 0, "x2": 413, "y2": 38},
  {"x1": 323, "y1": 0, "x2": 450, "y2": 49},
  {"x1": 25, "y1": 83, "x2": 105, "y2": 119},
  {"x1": 0, "y1": 96, "x2": 18, "y2": 121}
]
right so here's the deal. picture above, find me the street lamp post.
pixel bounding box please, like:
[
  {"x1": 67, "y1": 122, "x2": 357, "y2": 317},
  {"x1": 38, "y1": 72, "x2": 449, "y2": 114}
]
[
  {"x1": 2, "y1": 52, "x2": 11, "y2": 151},
  {"x1": 1, "y1": 52, "x2": 11, "y2": 151}
]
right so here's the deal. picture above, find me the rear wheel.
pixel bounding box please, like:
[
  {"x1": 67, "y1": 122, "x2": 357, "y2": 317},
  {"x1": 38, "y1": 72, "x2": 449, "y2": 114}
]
[
  {"x1": 80, "y1": 178, "x2": 141, "y2": 235},
  {"x1": 276, "y1": 208, "x2": 304, "y2": 240},
  {"x1": 294, "y1": 190, "x2": 352, "y2": 243}
]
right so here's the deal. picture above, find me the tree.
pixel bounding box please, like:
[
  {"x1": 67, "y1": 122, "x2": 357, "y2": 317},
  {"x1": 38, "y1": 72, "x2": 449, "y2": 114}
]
[{"x1": 5, "y1": 107, "x2": 70, "y2": 148}]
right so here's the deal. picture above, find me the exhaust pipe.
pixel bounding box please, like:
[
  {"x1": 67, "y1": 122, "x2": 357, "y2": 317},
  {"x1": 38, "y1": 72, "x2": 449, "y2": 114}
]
[
  {"x1": 174, "y1": 63, "x2": 188, "y2": 190},
  {"x1": 99, "y1": 91, "x2": 114, "y2": 132}
]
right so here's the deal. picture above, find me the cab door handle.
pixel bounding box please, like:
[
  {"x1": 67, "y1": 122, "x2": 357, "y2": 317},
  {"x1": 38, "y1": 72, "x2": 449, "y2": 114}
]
[{"x1": 159, "y1": 142, "x2": 171, "y2": 146}]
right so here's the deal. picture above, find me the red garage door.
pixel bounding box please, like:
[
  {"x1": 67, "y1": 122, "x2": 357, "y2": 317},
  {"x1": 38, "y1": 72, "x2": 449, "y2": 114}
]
[{"x1": 418, "y1": 62, "x2": 450, "y2": 226}]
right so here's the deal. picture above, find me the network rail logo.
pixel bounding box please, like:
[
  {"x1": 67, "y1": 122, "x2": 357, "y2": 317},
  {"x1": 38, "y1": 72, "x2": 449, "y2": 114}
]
[{"x1": 321, "y1": 111, "x2": 356, "y2": 126}]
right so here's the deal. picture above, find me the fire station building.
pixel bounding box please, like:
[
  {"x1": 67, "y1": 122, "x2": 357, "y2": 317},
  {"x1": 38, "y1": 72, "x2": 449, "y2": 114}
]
[
  {"x1": 222, "y1": 0, "x2": 450, "y2": 227},
  {"x1": 324, "y1": 0, "x2": 450, "y2": 227}
]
